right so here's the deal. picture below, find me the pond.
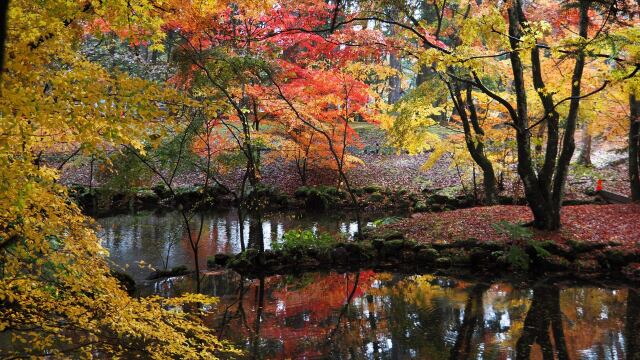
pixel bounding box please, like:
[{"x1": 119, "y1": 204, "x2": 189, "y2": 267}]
[
  {"x1": 98, "y1": 210, "x2": 636, "y2": 359},
  {"x1": 97, "y1": 208, "x2": 391, "y2": 281},
  {"x1": 142, "y1": 270, "x2": 634, "y2": 359}
]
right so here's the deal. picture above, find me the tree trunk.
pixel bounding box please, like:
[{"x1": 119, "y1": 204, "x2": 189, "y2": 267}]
[
  {"x1": 388, "y1": 52, "x2": 402, "y2": 104},
  {"x1": 548, "y1": 0, "x2": 590, "y2": 230},
  {"x1": 448, "y1": 84, "x2": 498, "y2": 204},
  {"x1": 630, "y1": 94, "x2": 640, "y2": 202},
  {"x1": 386, "y1": 7, "x2": 402, "y2": 104},
  {"x1": 504, "y1": 0, "x2": 590, "y2": 230},
  {"x1": 0, "y1": 0, "x2": 9, "y2": 80},
  {"x1": 578, "y1": 122, "x2": 592, "y2": 166},
  {"x1": 506, "y1": 2, "x2": 555, "y2": 229}
]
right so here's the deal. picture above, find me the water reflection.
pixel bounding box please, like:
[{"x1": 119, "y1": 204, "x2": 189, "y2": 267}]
[
  {"x1": 150, "y1": 271, "x2": 636, "y2": 359},
  {"x1": 98, "y1": 211, "x2": 637, "y2": 359},
  {"x1": 97, "y1": 209, "x2": 376, "y2": 281}
]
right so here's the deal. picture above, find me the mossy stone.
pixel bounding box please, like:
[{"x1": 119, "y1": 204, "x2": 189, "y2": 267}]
[
  {"x1": 368, "y1": 192, "x2": 385, "y2": 203},
  {"x1": 413, "y1": 201, "x2": 429, "y2": 212},
  {"x1": 332, "y1": 247, "x2": 349, "y2": 265},
  {"x1": 363, "y1": 185, "x2": 383, "y2": 194},
  {"x1": 213, "y1": 253, "x2": 230, "y2": 267},
  {"x1": 434, "y1": 257, "x2": 452, "y2": 268},
  {"x1": 401, "y1": 250, "x2": 416, "y2": 262},
  {"x1": 416, "y1": 248, "x2": 439, "y2": 263},
  {"x1": 382, "y1": 231, "x2": 404, "y2": 241}
]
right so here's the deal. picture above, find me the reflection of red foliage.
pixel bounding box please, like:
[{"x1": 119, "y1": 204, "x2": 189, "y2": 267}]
[{"x1": 232, "y1": 271, "x2": 376, "y2": 357}]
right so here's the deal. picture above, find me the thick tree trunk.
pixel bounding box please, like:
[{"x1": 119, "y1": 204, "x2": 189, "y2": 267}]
[
  {"x1": 505, "y1": 0, "x2": 589, "y2": 230},
  {"x1": 507, "y1": 3, "x2": 555, "y2": 229},
  {"x1": 548, "y1": 0, "x2": 590, "y2": 230},
  {"x1": 630, "y1": 94, "x2": 640, "y2": 202}
]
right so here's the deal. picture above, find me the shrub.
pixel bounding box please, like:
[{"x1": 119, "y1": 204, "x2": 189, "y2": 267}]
[
  {"x1": 271, "y1": 230, "x2": 337, "y2": 252},
  {"x1": 305, "y1": 188, "x2": 330, "y2": 210},
  {"x1": 491, "y1": 221, "x2": 533, "y2": 241},
  {"x1": 368, "y1": 192, "x2": 385, "y2": 203},
  {"x1": 151, "y1": 184, "x2": 171, "y2": 198},
  {"x1": 363, "y1": 185, "x2": 382, "y2": 194},
  {"x1": 506, "y1": 246, "x2": 530, "y2": 271},
  {"x1": 294, "y1": 186, "x2": 310, "y2": 198},
  {"x1": 372, "y1": 216, "x2": 402, "y2": 227}
]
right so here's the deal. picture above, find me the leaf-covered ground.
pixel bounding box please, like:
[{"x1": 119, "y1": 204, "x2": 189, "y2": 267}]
[
  {"x1": 55, "y1": 125, "x2": 630, "y2": 202},
  {"x1": 383, "y1": 204, "x2": 640, "y2": 248}
]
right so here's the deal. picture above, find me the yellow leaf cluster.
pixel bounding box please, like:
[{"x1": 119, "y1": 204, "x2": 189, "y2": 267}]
[{"x1": 0, "y1": 0, "x2": 238, "y2": 358}]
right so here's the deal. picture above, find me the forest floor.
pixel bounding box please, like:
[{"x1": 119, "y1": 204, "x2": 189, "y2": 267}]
[
  {"x1": 56, "y1": 124, "x2": 631, "y2": 201},
  {"x1": 382, "y1": 204, "x2": 640, "y2": 247}
]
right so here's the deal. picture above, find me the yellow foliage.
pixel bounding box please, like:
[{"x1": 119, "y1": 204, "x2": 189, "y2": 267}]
[{"x1": 0, "y1": 0, "x2": 239, "y2": 357}]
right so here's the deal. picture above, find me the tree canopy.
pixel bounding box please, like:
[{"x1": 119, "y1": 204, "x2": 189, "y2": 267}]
[{"x1": 1, "y1": 0, "x2": 639, "y2": 356}]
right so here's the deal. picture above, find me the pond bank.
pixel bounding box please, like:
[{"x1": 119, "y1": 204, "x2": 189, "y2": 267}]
[
  {"x1": 210, "y1": 204, "x2": 640, "y2": 282},
  {"x1": 210, "y1": 237, "x2": 640, "y2": 283},
  {"x1": 72, "y1": 183, "x2": 596, "y2": 218}
]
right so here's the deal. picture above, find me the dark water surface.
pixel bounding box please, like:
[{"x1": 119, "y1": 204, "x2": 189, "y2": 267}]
[
  {"x1": 145, "y1": 270, "x2": 636, "y2": 360},
  {"x1": 97, "y1": 209, "x2": 373, "y2": 281},
  {"x1": 98, "y1": 211, "x2": 638, "y2": 359}
]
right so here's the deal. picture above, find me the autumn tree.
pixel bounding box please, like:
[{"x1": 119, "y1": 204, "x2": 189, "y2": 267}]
[
  {"x1": 0, "y1": 0, "x2": 242, "y2": 357},
  {"x1": 340, "y1": 0, "x2": 640, "y2": 229}
]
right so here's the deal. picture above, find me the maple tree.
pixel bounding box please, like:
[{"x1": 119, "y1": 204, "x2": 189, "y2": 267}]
[
  {"x1": 325, "y1": 0, "x2": 640, "y2": 228},
  {"x1": 146, "y1": 0, "x2": 388, "y2": 236},
  {"x1": 0, "y1": 0, "x2": 253, "y2": 357}
]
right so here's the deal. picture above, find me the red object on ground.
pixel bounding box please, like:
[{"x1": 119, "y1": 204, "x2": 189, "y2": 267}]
[{"x1": 596, "y1": 179, "x2": 603, "y2": 192}]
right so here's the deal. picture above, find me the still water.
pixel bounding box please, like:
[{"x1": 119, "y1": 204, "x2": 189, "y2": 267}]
[
  {"x1": 98, "y1": 211, "x2": 637, "y2": 359},
  {"x1": 97, "y1": 209, "x2": 371, "y2": 281},
  {"x1": 146, "y1": 270, "x2": 635, "y2": 360}
]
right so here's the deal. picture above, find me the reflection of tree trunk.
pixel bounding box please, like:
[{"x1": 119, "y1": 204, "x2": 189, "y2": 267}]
[
  {"x1": 250, "y1": 276, "x2": 265, "y2": 359},
  {"x1": 625, "y1": 288, "x2": 640, "y2": 359},
  {"x1": 248, "y1": 210, "x2": 264, "y2": 252},
  {"x1": 516, "y1": 285, "x2": 568, "y2": 360},
  {"x1": 218, "y1": 278, "x2": 248, "y2": 339},
  {"x1": 328, "y1": 272, "x2": 361, "y2": 342},
  {"x1": 450, "y1": 284, "x2": 487, "y2": 360},
  {"x1": 237, "y1": 207, "x2": 246, "y2": 251},
  {"x1": 549, "y1": 285, "x2": 569, "y2": 360},
  {"x1": 366, "y1": 294, "x2": 381, "y2": 359}
]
